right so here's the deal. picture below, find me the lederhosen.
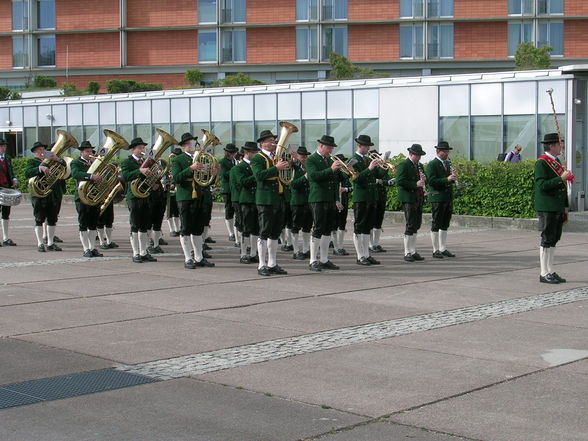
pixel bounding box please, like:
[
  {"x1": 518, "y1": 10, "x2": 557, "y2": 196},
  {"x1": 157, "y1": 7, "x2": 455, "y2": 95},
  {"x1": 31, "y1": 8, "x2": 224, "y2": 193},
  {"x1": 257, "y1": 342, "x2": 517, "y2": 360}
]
[
  {"x1": 254, "y1": 152, "x2": 284, "y2": 241},
  {"x1": 404, "y1": 162, "x2": 424, "y2": 235},
  {"x1": 430, "y1": 159, "x2": 453, "y2": 232},
  {"x1": 123, "y1": 156, "x2": 151, "y2": 233},
  {"x1": 290, "y1": 164, "x2": 312, "y2": 234},
  {"x1": 353, "y1": 154, "x2": 377, "y2": 235},
  {"x1": 335, "y1": 171, "x2": 351, "y2": 231},
  {"x1": 72, "y1": 157, "x2": 99, "y2": 231},
  {"x1": 26, "y1": 157, "x2": 61, "y2": 227},
  {"x1": 536, "y1": 155, "x2": 568, "y2": 248}
]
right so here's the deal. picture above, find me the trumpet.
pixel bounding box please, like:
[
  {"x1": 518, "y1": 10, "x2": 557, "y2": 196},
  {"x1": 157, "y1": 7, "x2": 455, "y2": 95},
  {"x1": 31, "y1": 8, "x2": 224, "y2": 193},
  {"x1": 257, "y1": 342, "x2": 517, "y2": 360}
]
[
  {"x1": 368, "y1": 151, "x2": 395, "y2": 172},
  {"x1": 330, "y1": 155, "x2": 359, "y2": 180}
]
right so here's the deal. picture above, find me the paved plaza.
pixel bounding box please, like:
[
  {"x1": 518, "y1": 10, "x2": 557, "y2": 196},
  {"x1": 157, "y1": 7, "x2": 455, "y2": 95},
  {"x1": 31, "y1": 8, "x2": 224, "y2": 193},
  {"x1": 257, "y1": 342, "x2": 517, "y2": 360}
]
[{"x1": 0, "y1": 201, "x2": 587, "y2": 441}]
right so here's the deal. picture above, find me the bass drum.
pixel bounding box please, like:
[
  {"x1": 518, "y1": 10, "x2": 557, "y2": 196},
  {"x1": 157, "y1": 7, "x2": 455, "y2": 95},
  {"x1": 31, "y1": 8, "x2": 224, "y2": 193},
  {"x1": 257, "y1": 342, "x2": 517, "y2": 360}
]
[{"x1": 0, "y1": 188, "x2": 22, "y2": 206}]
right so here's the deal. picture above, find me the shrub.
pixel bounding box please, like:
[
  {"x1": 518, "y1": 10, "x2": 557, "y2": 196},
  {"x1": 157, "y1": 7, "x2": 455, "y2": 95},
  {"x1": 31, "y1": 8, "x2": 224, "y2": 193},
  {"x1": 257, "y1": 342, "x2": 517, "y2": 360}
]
[
  {"x1": 0, "y1": 87, "x2": 21, "y2": 100},
  {"x1": 211, "y1": 73, "x2": 265, "y2": 87},
  {"x1": 86, "y1": 81, "x2": 100, "y2": 94},
  {"x1": 33, "y1": 75, "x2": 57, "y2": 88},
  {"x1": 106, "y1": 79, "x2": 163, "y2": 94},
  {"x1": 185, "y1": 69, "x2": 203, "y2": 87},
  {"x1": 61, "y1": 82, "x2": 79, "y2": 96}
]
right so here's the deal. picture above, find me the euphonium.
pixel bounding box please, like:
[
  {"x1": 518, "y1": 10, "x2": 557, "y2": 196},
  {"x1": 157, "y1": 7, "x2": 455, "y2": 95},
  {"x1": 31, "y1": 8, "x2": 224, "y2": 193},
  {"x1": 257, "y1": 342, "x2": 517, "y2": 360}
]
[
  {"x1": 99, "y1": 178, "x2": 125, "y2": 216},
  {"x1": 274, "y1": 121, "x2": 298, "y2": 185},
  {"x1": 193, "y1": 129, "x2": 220, "y2": 187},
  {"x1": 79, "y1": 130, "x2": 130, "y2": 206},
  {"x1": 28, "y1": 130, "x2": 78, "y2": 198},
  {"x1": 130, "y1": 128, "x2": 178, "y2": 198}
]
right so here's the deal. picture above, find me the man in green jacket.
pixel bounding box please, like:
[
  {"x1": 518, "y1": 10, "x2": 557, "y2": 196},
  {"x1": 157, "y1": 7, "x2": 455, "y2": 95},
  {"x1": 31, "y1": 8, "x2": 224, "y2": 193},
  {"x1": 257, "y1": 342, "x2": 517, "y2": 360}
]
[
  {"x1": 534, "y1": 132, "x2": 572, "y2": 284},
  {"x1": 250, "y1": 129, "x2": 290, "y2": 276},
  {"x1": 290, "y1": 146, "x2": 312, "y2": 260},
  {"x1": 219, "y1": 143, "x2": 239, "y2": 244},
  {"x1": 234, "y1": 142, "x2": 260, "y2": 264},
  {"x1": 229, "y1": 151, "x2": 243, "y2": 250},
  {"x1": 305, "y1": 135, "x2": 343, "y2": 271},
  {"x1": 396, "y1": 143, "x2": 427, "y2": 262},
  {"x1": 25, "y1": 141, "x2": 65, "y2": 252},
  {"x1": 425, "y1": 141, "x2": 457, "y2": 259},
  {"x1": 0, "y1": 138, "x2": 19, "y2": 246},
  {"x1": 171, "y1": 132, "x2": 214, "y2": 269},
  {"x1": 369, "y1": 149, "x2": 395, "y2": 254},
  {"x1": 351, "y1": 135, "x2": 380, "y2": 266},
  {"x1": 331, "y1": 154, "x2": 352, "y2": 256},
  {"x1": 70, "y1": 140, "x2": 103, "y2": 257}
]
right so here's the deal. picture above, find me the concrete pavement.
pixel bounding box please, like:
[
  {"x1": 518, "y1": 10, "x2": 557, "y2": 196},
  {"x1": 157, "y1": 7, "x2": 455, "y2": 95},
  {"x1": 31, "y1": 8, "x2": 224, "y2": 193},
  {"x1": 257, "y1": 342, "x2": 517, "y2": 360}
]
[{"x1": 0, "y1": 201, "x2": 586, "y2": 440}]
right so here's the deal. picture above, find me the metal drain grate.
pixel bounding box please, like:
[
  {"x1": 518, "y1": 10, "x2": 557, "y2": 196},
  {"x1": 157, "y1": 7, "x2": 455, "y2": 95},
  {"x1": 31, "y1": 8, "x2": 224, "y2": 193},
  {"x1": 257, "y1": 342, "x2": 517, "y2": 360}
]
[{"x1": 0, "y1": 369, "x2": 157, "y2": 410}]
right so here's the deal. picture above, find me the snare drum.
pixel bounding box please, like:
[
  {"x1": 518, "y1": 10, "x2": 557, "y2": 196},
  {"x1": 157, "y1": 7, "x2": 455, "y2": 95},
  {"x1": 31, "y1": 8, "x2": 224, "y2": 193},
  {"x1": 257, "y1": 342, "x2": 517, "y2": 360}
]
[{"x1": 0, "y1": 188, "x2": 22, "y2": 206}]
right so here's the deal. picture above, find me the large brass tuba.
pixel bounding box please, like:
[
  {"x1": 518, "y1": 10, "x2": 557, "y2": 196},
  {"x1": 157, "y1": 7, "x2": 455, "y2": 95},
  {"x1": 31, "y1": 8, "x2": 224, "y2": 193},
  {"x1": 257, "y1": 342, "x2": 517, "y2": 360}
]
[
  {"x1": 274, "y1": 121, "x2": 298, "y2": 185},
  {"x1": 130, "y1": 128, "x2": 178, "y2": 198},
  {"x1": 193, "y1": 129, "x2": 220, "y2": 187},
  {"x1": 28, "y1": 130, "x2": 78, "y2": 198},
  {"x1": 78, "y1": 130, "x2": 130, "y2": 206}
]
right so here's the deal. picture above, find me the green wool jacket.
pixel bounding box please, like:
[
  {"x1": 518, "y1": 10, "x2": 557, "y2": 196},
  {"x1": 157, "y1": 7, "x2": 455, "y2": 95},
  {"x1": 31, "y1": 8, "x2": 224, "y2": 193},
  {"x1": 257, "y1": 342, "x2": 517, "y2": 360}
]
[
  {"x1": 534, "y1": 157, "x2": 568, "y2": 212},
  {"x1": 120, "y1": 155, "x2": 143, "y2": 201},
  {"x1": 290, "y1": 164, "x2": 309, "y2": 206},
  {"x1": 351, "y1": 153, "x2": 376, "y2": 203},
  {"x1": 233, "y1": 160, "x2": 256, "y2": 204},
  {"x1": 337, "y1": 170, "x2": 352, "y2": 206},
  {"x1": 229, "y1": 164, "x2": 241, "y2": 203},
  {"x1": 396, "y1": 158, "x2": 423, "y2": 204},
  {"x1": 425, "y1": 157, "x2": 453, "y2": 203},
  {"x1": 305, "y1": 152, "x2": 338, "y2": 203},
  {"x1": 70, "y1": 157, "x2": 93, "y2": 202},
  {"x1": 373, "y1": 166, "x2": 391, "y2": 204},
  {"x1": 25, "y1": 157, "x2": 65, "y2": 199},
  {"x1": 219, "y1": 157, "x2": 235, "y2": 195},
  {"x1": 171, "y1": 152, "x2": 198, "y2": 202},
  {"x1": 250, "y1": 151, "x2": 281, "y2": 206}
]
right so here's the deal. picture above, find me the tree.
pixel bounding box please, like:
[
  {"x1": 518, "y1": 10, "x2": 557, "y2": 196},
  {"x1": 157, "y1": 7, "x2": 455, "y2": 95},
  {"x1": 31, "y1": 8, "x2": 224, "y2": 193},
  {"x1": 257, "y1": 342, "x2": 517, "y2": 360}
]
[
  {"x1": 185, "y1": 69, "x2": 204, "y2": 87},
  {"x1": 211, "y1": 73, "x2": 265, "y2": 87},
  {"x1": 328, "y1": 53, "x2": 388, "y2": 80},
  {"x1": 514, "y1": 42, "x2": 552, "y2": 70},
  {"x1": 0, "y1": 87, "x2": 21, "y2": 100}
]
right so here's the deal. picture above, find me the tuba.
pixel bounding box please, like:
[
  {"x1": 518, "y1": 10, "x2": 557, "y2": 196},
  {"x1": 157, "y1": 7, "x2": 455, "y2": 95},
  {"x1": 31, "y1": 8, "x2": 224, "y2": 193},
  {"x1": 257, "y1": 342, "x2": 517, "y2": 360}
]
[
  {"x1": 130, "y1": 128, "x2": 178, "y2": 198},
  {"x1": 99, "y1": 179, "x2": 125, "y2": 216},
  {"x1": 274, "y1": 121, "x2": 298, "y2": 185},
  {"x1": 193, "y1": 129, "x2": 220, "y2": 187},
  {"x1": 28, "y1": 130, "x2": 78, "y2": 198},
  {"x1": 78, "y1": 130, "x2": 130, "y2": 206}
]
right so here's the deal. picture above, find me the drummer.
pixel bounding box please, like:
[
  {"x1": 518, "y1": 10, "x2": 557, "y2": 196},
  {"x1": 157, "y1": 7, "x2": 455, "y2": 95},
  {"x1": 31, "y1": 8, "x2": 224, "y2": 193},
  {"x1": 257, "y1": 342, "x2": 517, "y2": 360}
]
[{"x1": 0, "y1": 138, "x2": 19, "y2": 246}]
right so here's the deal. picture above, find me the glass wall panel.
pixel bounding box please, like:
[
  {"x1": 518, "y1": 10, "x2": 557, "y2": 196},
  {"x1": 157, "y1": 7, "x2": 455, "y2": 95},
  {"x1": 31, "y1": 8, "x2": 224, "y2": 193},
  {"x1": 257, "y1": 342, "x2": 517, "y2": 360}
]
[
  {"x1": 504, "y1": 115, "x2": 536, "y2": 156},
  {"x1": 134, "y1": 101, "x2": 151, "y2": 124},
  {"x1": 51, "y1": 105, "x2": 66, "y2": 127},
  {"x1": 198, "y1": 31, "x2": 217, "y2": 62},
  {"x1": 439, "y1": 85, "x2": 469, "y2": 116},
  {"x1": 538, "y1": 81, "x2": 565, "y2": 114},
  {"x1": 278, "y1": 93, "x2": 301, "y2": 120},
  {"x1": 327, "y1": 119, "x2": 352, "y2": 155},
  {"x1": 12, "y1": 36, "x2": 27, "y2": 67},
  {"x1": 10, "y1": 107, "x2": 23, "y2": 127},
  {"x1": 439, "y1": 116, "x2": 468, "y2": 159},
  {"x1": 83, "y1": 103, "x2": 99, "y2": 126},
  {"x1": 66, "y1": 104, "x2": 82, "y2": 126},
  {"x1": 327, "y1": 91, "x2": 352, "y2": 119},
  {"x1": 192, "y1": 122, "x2": 210, "y2": 138},
  {"x1": 471, "y1": 83, "x2": 502, "y2": 116},
  {"x1": 233, "y1": 95, "x2": 253, "y2": 121},
  {"x1": 38, "y1": 105, "x2": 52, "y2": 127},
  {"x1": 191, "y1": 97, "x2": 210, "y2": 122},
  {"x1": 353, "y1": 118, "x2": 379, "y2": 155},
  {"x1": 504, "y1": 82, "x2": 536, "y2": 115},
  {"x1": 134, "y1": 124, "x2": 152, "y2": 145},
  {"x1": 99, "y1": 102, "x2": 116, "y2": 126},
  {"x1": 152, "y1": 99, "x2": 170, "y2": 124},
  {"x1": 255, "y1": 94, "x2": 277, "y2": 122},
  {"x1": 68, "y1": 126, "x2": 83, "y2": 149},
  {"x1": 211, "y1": 96, "x2": 231, "y2": 121},
  {"x1": 254, "y1": 121, "x2": 277, "y2": 141},
  {"x1": 471, "y1": 116, "x2": 501, "y2": 163},
  {"x1": 24, "y1": 107, "x2": 36, "y2": 127},
  {"x1": 12, "y1": 0, "x2": 26, "y2": 30},
  {"x1": 353, "y1": 89, "x2": 378, "y2": 118},
  {"x1": 211, "y1": 122, "x2": 231, "y2": 146},
  {"x1": 37, "y1": 0, "x2": 55, "y2": 29},
  {"x1": 172, "y1": 123, "x2": 190, "y2": 141},
  {"x1": 538, "y1": 113, "x2": 565, "y2": 153},
  {"x1": 233, "y1": 121, "x2": 254, "y2": 148},
  {"x1": 116, "y1": 125, "x2": 134, "y2": 153},
  {"x1": 302, "y1": 120, "x2": 326, "y2": 151},
  {"x1": 171, "y1": 99, "x2": 190, "y2": 123},
  {"x1": 37, "y1": 36, "x2": 55, "y2": 66},
  {"x1": 198, "y1": 0, "x2": 217, "y2": 23},
  {"x1": 302, "y1": 92, "x2": 325, "y2": 119},
  {"x1": 116, "y1": 101, "x2": 133, "y2": 124},
  {"x1": 83, "y1": 126, "x2": 100, "y2": 147}
]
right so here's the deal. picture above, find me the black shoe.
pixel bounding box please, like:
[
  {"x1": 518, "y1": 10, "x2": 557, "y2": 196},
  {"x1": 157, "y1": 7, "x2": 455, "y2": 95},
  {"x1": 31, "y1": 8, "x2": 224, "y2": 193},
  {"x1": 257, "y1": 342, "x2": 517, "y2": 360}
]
[
  {"x1": 366, "y1": 256, "x2": 380, "y2": 265},
  {"x1": 404, "y1": 254, "x2": 415, "y2": 262},
  {"x1": 234, "y1": 242, "x2": 241, "y2": 247},
  {"x1": 108, "y1": 242, "x2": 119, "y2": 248},
  {"x1": 281, "y1": 245, "x2": 290, "y2": 252},
  {"x1": 202, "y1": 250, "x2": 212, "y2": 259},
  {"x1": 268, "y1": 265, "x2": 288, "y2": 275},
  {"x1": 321, "y1": 260, "x2": 340, "y2": 270},
  {"x1": 329, "y1": 241, "x2": 334, "y2": 248},
  {"x1": 441, "y1": 250, "x2": 455, "y2": 257},
  {"x1": 540, "y1": 274, "x2": 559, "y2": 284},
  {"x1": 184, "y1": 259, "x2": 196, "y2": 269},
  {"x1": 38, "y1": 245, "x2": 46, "y2": 252},
  {"x1": 551, "y1": 272, "x2": 566, "y2": 283},
  {"x1": 141, "y1": 253, "x2": 157, "y2": 262},
  {"x1": 100, "y1": 244, "x2": 110, "y2": 250},
  {"x1": 53, "y1": 235, "x2": 63, "y2": 243},
  {"x1": 196, "y1": 258, "x2": 215, "y2": 267},
  {"x1": 338, "y1": 248, "x2": 349, "y2": 256},
  {"x1": 229, "y1": 234, "x2": 235, "y2": 242},
  {"x1": 240, "y1": 256, "x2": 252, "y2": 264},
  {"x1": 205, "y1": 237, "x2": 216, "y2": 243},
  {"x1": 375, "y1": 245, "x2": 386, "y2": 253},
  {"x1": 158, "y1": 238, "x2": 168, "y2": 246},
  {"x1": 149, "y1": 245, "x2": 164, "y2": 254},
  {"x1": 357, "y1": 257, "x2": 371, "y2": 266},
  {"x1": 203, "y1": 243, "x2": 212, "y2": 251},
  {"x1": 132, "y1": 254, "x2": 143, "y2": 263},
  {"x1": 333, "y1": 249, "x2": 344, "y2": 256},
  {"x1": 148, "y1": 239, "x2": 154, "y2": 247},
  {"x1": 303, "y1": 251, "x2": 310, "y2": 259},
  {"x1": 3, "y1": 239, "x2": 16, "y2": 246},
  {"x1": 249, "y1": 255, "x2": 259, "y2": 263},
  {"x1": 412, "y1": 252, "x2": 425, "y2": 261},
  {"x1": 432, "y1": 251, "x2": 444, "y2": 259},
  {"x1": 83, "y1": 250, "x2": 93, "y2": 257},
  {"x1": 258, "y1": 266, "x2": 271, "y2": 276},
  {"x1": 47, "y1": 244, "x2": 62, "y2": 251},
  {"x1": 309, "y1": 261, "x2": 322, "y2": 272},
  {"x1": 170, "y1": 231, "x2": 180, "y2": 237},
  {"x1": 90, "y1": 249, "x2": 103, "y2": 257},
  {"x1": 293, "y1": 252, "x2": 306, "y2": 260}
]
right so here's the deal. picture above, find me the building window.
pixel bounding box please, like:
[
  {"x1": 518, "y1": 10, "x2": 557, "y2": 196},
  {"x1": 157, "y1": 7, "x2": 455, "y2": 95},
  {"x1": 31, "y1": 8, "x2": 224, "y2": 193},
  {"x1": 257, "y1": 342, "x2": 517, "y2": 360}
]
[
  {"x1": 12, "y1": 36, "x2": 28, "y2": 68},
  {"x1": 508, "y1": 0, "x2": 535, "y2": 15},
  {"x1": 37, "y1": 0, "x2": 54, "y2": 29},
  {"x1": 296, "y1": 0, "x2": 318, "y2": 21},
  {"x1": 37, "y1": 35, "x2": 55, "y2": 66},
  {"x1": 428, "y1": 23, "x2": 453, "y2": 58},
  {"x1": 323, "y1": 0, "x2": 347, "y2": 20},
  {"x1": 198, "y1": 30, "x2": 217, "y2": 62},
  {"x1": 322, "y1": 26, "x2": 347, "y2": 60},
  {"x1": 428, "y1": 0, "x2": 453, "y2": 17},
  {"x1": 400, "y1": 24, "x2": 424, "y2": 59},
  {"x1": 400, "y1": 0, "x2": 424, "y2": 18},
  {"x1": 198, "y1": 0, "x2": 217, "y2": 23},
  {"x1": 222, "y1": 0, "x2": 245, "y2": 23},
  {"x1": 296, "y1": 27, "x2": 318, "y2": 61},
  {"x1": 538, "y1": 21, "x2": 563, "y2": 55},
  {"x1": 507, "y1": 21, "x2": 534, "y2": 56},
  {"x1": 222, "y1": 29, "x2": 246, "y2": 62},
  {"x1": 538, "y1": 0, "x2": 563, "y2": 15},
  {"x1": 12, "y1": 0, "x2": 27, "y2": 31}
]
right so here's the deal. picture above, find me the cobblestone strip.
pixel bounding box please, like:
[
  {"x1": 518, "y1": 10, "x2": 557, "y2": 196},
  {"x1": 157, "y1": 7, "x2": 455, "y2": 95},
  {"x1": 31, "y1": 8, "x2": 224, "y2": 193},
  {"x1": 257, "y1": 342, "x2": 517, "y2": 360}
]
[{"x1": 116, "y1": 287, "x2": 588, "y2": 380}]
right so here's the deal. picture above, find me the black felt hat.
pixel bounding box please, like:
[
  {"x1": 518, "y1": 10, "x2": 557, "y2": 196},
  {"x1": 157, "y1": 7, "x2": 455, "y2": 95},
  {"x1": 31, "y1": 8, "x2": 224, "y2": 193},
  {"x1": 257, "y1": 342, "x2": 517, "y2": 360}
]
[
  {"x1": 335, "y1": 153, "x2": 347, "y2": 162},
  {"x1": 407, "y1": 144, "x2": 426, "y2": 156},
  {"x1": 31, "y1": 141, "x2": 47, "y2": 152},
  {"x1": 171, "y1": 147, "x2": 183, "y2": 155},
  {"x1": 296, "y1": 146, "x2": 311, "y2": 156},
  {"x1": 78, "y1": 140, "x2": 93, "y2": 151},
  {"x1": 435, "y1": 141, "x2": 453, "y2": 150},
  {"x1": 257, "y1": 130, "x2": 277, "y2": 143},
  {"x1": 224, "y1": 143, "x2": 238, "y2": 153},
  {"x1": 129, "y1": 137, "x2": 147, "y2": 149},
  {"x1": 179, "y1": 132, "x2": 196, "y2": 145},
  {"x1": 355, "y1": 135, "x2": 374, "y2": 147},
  {"x1": 242, "y1": 141, "x2": 260, "y2": 151},
  {"x1": 541, "y1": 133, "x2": 562, "y2": 144},
  {"x1": 316, "y1": 135, "x2": 337, "y2": 148}
]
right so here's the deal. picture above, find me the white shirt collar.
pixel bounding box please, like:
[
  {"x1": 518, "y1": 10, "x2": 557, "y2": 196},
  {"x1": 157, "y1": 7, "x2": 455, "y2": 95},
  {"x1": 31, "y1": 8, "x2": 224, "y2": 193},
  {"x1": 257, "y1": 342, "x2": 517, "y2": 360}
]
[
  {"x1": 261, "y1": 148, "x2": 273, "y2": 157},
  {"x1": 545, "y1": 152, "x2": 557, "y2": 160}
]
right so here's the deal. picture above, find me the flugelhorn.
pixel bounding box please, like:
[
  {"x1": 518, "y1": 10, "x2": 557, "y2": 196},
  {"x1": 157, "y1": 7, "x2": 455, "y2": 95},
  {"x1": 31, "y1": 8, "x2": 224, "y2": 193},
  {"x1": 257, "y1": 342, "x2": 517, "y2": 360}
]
[
  {"x1": 368, "y1": 151, "x2": 395, "y2": 172},
  {"x1": 330, "y1": 155, "x2": 359, "y2": 180}
]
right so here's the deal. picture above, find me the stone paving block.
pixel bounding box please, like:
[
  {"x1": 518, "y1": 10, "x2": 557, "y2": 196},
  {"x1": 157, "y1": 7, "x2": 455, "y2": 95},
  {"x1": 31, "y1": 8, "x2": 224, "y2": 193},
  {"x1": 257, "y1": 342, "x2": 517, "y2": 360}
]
[
  {"x1": 315, "y1": 421, "x2": 469, "y2": 441},
  {"x1": 0, "y1": 284, "x2": 75, "y2": 306}
]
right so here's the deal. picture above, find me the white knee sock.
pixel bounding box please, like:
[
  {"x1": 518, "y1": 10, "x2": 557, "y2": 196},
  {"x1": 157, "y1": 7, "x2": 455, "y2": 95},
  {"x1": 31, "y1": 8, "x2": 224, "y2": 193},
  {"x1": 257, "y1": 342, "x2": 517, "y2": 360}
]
[
  {"x1": 240, "y1": 235, "x2": 248, "y2": 258},
  {"x1": 267, "y1": 239, "x2": 278, "y2": 268},
  {"x1": 403, "y1": 235, "x2": 410, "y2": 255},
  {"x1": 319, "y1": 235, "x2": 331, "y2": 263},
  {"x1": 225, "y1": 218, "x2": 234, "y2": 236},
  {"x1": 257, "y1": 237, "x2": 268, "y2": 269},
  {"x1": 1, "y1": 219, "x2": 8, "y2": 241},
  {"x1": 79, "y1": 231, "x2": 90, "y2": 251},
  {"x1": 138, "y1": 231, "x2": 148, "y2": 256},
  {"x1": 430, "y1": 231, "x2": 439, "y2": 252},
  {"x1": 172, "y1": 217, "x2": 180, "y2": 232},
  {"x1": 337, "y1": 229, "x2": 345, "y2": 249},
  {"x1": 439, "y1": 230, "x2": 448, "y2": 252},
  {"x1": 46, "y1": 225, "x2": 56, "y2": 246},
  {"x1": 292, "y1": 231, "x2": 301, "y2": 253},
  {"x1": 372, "y1": 228, "x2": 382, "y2": 247},
  {"x1": 353, "y1": 233, "x2": 363, "y2": 260},
  {"x1": 539, "y1": 246, "x2": 548, "y2": 276},
  {"x1": 285, "y1": 228, "x2": 293, "y2": 246},
  {"x1": 88, "y1": 230, "x2": 97, "y2": 250},
  {"x1": 35, "y1": 226, "x2": 44, "y2": 246},
  {"x1": 130, "y1": 232, "x2": 140, "y2": 256},
  {"x1": 202, "y1": 226, "x2": 209, "y2": 241},
  {"x1": 310, "y1": 236, "x2": 319, "y2": 264},
  {"x1": 105, "y1": 227, "x2": 113, "y2": 244},
  {"x1": 547, "y1": 247, "x2": 555, "y2": 274},
  {"x1": 302, "y1": 232, "x2": 311, "y2": 253},
  {"x1": 250, "y1": 235, "x2": 258, "y2": 257},
  {"x1": 152, "y1": 230, "x2": 162, "y2": 246},
  {"x1": 97, "y1": 228, "x2": 106, "y2": 246},
  {"x1": 362, "y1": 234, "x2": 370, "y2": 258},
  {"x1": 191, "y1": 235, "x2": 203, "y2": 261},
  {"x1": 331, "y1": 231, "x2": 339, "y2": 251},
  {"x1": 409, "y1": 234, "x2": 417, "y2": 254},
  {"x1": 180, "y1": 235, "x2": 192, "y2": 261}
]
